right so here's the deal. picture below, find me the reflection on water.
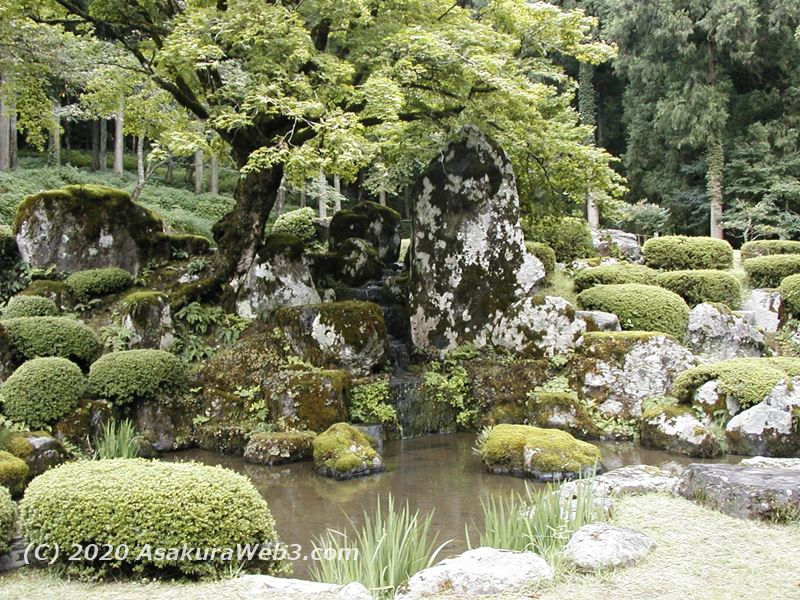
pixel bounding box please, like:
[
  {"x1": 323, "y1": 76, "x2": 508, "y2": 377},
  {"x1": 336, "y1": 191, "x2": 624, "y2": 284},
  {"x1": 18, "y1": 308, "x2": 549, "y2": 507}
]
[{"x1": 164, "y1": 433, "x2": 739, "y2": 577}]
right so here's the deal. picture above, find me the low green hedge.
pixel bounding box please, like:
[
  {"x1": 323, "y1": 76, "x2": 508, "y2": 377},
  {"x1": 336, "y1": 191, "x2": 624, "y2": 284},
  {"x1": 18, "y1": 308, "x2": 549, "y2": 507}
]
[
  {"x1": 526, "y1": 217, "x2": 596, "y2": 262},
  {"x1": 2, "y1": 295, "x2": 59, "y2": 318},
  {"x1": 88, "y1": 349, "x2": 188, "y2": 406},
  {"x1": 655, "y1": 269, "x2": 741, "y2": 308},
  {"x1": 0, "y1": 485, "x2": 14, "y2": 554},
  {"x1": 779, "y1": 273, "x2": 800, "y2": 317},
  {"x1": 65, "y1": 268, "x2": 133, "y2": 302},
  {"x1": 573, "y1": 263, "x2": 656, "y2": 293},
  {"x1": 741, "y1": 240, "x2": 800, "y2": 261},
  {"x1": 743, "y1": 254, "x2": 800, "y2": 288},
  {"x1": 0, "y1": 451, "x2": 29, "y2": 496},
  {"x1": 643, "y1": 236, "x2": 733, "y2": 270},
  {"x1": 576, "y1": 284, "x2": 690, "y2": 338},
  {"x1": 271, "y1": 207, "x2": 317, "y2": 245},
  {"x1": 0, "y1": 357, "x2": 87, "y2": 428},
  {"x1": 525, "y1": 242, "x2": 556, "y2": 278},
  {"x1": 1, "y1": 316, "x2": 101, "y2": 368},
  {"x1": 19, "y1": 459, "x2": 283, "y2": 579}
]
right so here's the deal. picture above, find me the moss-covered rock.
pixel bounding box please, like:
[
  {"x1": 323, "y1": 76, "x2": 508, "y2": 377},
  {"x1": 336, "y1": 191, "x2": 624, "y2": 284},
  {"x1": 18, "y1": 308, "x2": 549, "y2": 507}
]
[
  {"x1": 2, "y1": 431, "x2": 66, "y2": 478},
  {"x1": 479, "y1": 424, "x2": 602, "y2": 481},
  {"x1": 329, "y1": 201, "x2": 401, "y2": 264},
  {"x1": 65, "y1": 268, "x2": 133, "y2": 302},
  {"x1": 491, "y1": 296, "x2": 586, "y2": 358},
  {"x1": 313, "y1": 422, "x2": 385, "y2": 479},
  {"x1": 655, "y1": 270, "x2": 741, "y2": 308},
  {"x1": 0, "y1": 451, "x2": 29, "y2": 495},
  {"x1": 244, "y1": 431, "x2": 317, "y2": 465},
  {"x1": 17, "y1": 279, "x2": 73, "y2": 310},
  {"x1": 642, "y1": 236, "x2": 733, "y2": 270},
  {"x1": 1, "y1": 316, "x2": 101, "y2": 369},
  {"x1": 333, "y1": 238, "x2": 383, "y2": 286},
  {"x1": 121, "y1": 291, "x2": 175, "y2": 350},
  {"x1": 573, "y1": 263, "x2": 657, "y2": 293},
  {"x1": 527, "y1": 392, "x2": 598, "y2": 438},
  {"x1": 640, "y1": 402, "x2": 723, "y2": 458},
  {"x1": 2, "y1": 295, "x2": 59, "y2": 319},
  {"x1": 741, "y1": 240, "x2": 800, "y2": 260},
  {"x1": 264, "y1": 369, "x2": 350, "y2": 432},
  {"x1": 0, "y1": 226, "x2": 26, "y2": 305},
  {"x1": 0, "y1": 485, "x2": 15, "y2": 554},
  {"x1": 272, "y1": 301, "x2": 387, "y2": 376},
  {"x1": 744, "y1": 254, "x2": 800, "y2": 288},
  {"x1": 196, "y1": 424, "x2": 250, "y2": 455},
  {"x1": 393, "y1": 373, "x2": 460, "y2": 437},
  {"x1": 52, "y1": 399, "x2": 113, "y2": 451},
  {"x1": 134, "y1": 399, "x2": 197, "y2": 452}
]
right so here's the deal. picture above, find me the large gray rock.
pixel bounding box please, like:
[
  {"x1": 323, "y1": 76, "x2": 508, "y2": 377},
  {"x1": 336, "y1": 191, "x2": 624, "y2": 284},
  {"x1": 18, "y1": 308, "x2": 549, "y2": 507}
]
[
  {"x1": 235, "y1": 234, "x2": 321, "y2": 318},
  {"x1": 334, "y1": 238, "x2": 383, "y2": 286},
  {"x1": 741, "y1": 289, "x2": 781, "y2": 333},
  {"x1": 640, "y1": 405, "x2": 723, "y2": 458},
  {"x1": 409, "y1": 126, "x2": 544, "y2": 353},
  {"x1": 740, "y1": 457, "x2": 800, "y2": 469},
  {"x1": 491, "y1": 296, "x2": 585, "y2": 358},
  {"x1": 329, "y1": 201, "x2": 401, "y2": 264},
  {"x1": 676, "y1": 463, "x2": 800, "y2": 520},
  {"x1": 395, "y1": 547, "x2": 553, "y2": 599},
  {"x1": 240, "y1": 574, "x2": 372, "y2": 600},
  {"x1": 563, "y1": 523, "x2": 655, "y2": 571},
  {"x1": 591, "y1": 229, "x2": 642, "y2": 263},
  {"x1": 560, "y1": 465, "x2": 678, "y2": 499},
  {"x1": 685, "y1": 303, "x2": 764, "y2": 361},
  {"x1": 576, "y1": 310, "x2": 621, "y2": 333},
  {"x1": 122, "y1": 292, "x2": 174, "y2": 350}
]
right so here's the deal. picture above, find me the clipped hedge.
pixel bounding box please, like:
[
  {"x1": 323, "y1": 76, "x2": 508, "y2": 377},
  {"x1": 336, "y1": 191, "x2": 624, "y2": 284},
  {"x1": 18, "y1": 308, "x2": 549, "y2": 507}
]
[
  {"x1": 743, "y1": 254, "x2": 800, "y2": 288},
  {"x1": 643, "y1": 236, "x2": 733, "y2": 270},
  {"x1": 525, "y1": 242, "x2": 556, "y2": 279},
  {"x1": 655, "y1": 269, "x2": 741, "y2": 308},
  {"x1": 1, "y1": 316, "x2": 101, "y2": 368},
  {"x1": 65, "y1": 268, "x2": 133, "y2": 302},
  {"x1": 0, "y1": 357, "x2": 87, "y2": 428},
  {"x1": 741, "y1": 240, "x2": 800, "y2": 261},
  {"x1": 527, "y1": 217, "x2": 596, "y2": 262},
  {"x1": 2, "y1": 295, "x2": 59, "y2": 318},
  {"x1": 19, "y1": 459, "x2": 283, "y2": 579},
  {"x1": 0, "y1": 451, "x2": 29, "y2": 496},
  {"x1": 88, "y1": 349, "x2": 188, "y2": 406},
  {"x1": 577, "y1": 284, "x2": 690, "y2": 338},
  {"x1": 779, "y1": 273, "x2": 800, "y2": 317},
  {"x1": 270, "y1": 207, "x2": 317, "y2": 245},
  {"x1": 0, "y1": 485, "x2": 14, "y2": 554},
  {"x1": 573, "y1": 263, "x2": 656, "y2": 293}
]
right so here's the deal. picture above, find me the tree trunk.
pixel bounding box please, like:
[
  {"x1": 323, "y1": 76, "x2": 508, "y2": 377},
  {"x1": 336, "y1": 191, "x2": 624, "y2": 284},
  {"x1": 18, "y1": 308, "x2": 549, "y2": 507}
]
[
  {"x1": 114, "y1": 101, "x2": 124, "y2": 177},
  {"x1": 165, "y1": 156, "x2": 174, "y2": 183},
  {"x1": 403, "y1": 187, "x2": 411, "y2": 218},
  {"x1": 317, "y1": 170, "x2": 327, "y2": 218},
  {"x1": 276, "y1": 186, "x2": 285, "y2": 216},
  {"x1": 136, "y1": 136, "x2": 145, "y2": 186},
  {"x1": 378, "y1": 190, "x2": 386, "y2": 206},
  {"x1": 300, "y1": 188, "x2": 306, "y2": 208},
  {"x1": 0, "y1": 72, "x2": 9, "y2": 172},
  {"x1": 91, "y1": 120, "x2": 101, "y2": 170},
  {"x1": 210, "y1": 155, "x2": 219, "y2": 195},
  {"x1": 65, "y1": 120, "x2": 71, "y2": 164},
  {"x1": 194, "y1": 149, "x2": 204, "y2": 194},
  {"x1": 9, "y1": 111, "x2": 17, "y2": 170},
  {"x1": 707, "y1": 136, "x2": 724, "y2": 239},
  {"x1": 579, "y1": 62, "x2": 600, "y2": 229},
  {"x1": 99, "y1": 119, "x2": 107, "y2": 171},
  {"x1": 48, "y1": 99, "x2": 61, "y2": 167},
  {"x1": 333, "y1": 175, "x2": 341, "y2": 213}
]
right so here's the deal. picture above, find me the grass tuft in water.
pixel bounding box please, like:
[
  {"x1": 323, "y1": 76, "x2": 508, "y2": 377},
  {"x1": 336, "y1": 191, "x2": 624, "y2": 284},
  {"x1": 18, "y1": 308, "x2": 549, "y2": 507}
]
[{"x1": 93, "y1": 418, "x2": 141, "y2": 459}]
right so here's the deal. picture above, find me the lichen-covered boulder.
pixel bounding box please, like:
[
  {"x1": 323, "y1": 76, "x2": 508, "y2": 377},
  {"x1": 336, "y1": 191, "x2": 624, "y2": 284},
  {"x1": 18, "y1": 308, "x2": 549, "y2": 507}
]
[
  {"x1": 570, "y1": 332, "x2": 697, "y2": 419},
  {"x1": 244, "y1": 431, "x2": 317, "y2": 465},
  {"x1": 527, "y1": 392, "x2": 597, "y2": 438},
  {"x1": 591, "y1": 229, "x2": 643, "y2": 263},
  {"x1": 333, "y1": 238, "x2": 382, "y2": 286},
  {"x1": 408, "y1": 127, "x2": 544, "y2": 353},
  {"x1": 640, "y1": 404, "x2": 723, "y2": 458},
  {"x1": 234, "y1": 233, "x2": 321, "y2": 319},
  {"x1": 725, "y1": 378, "x2": 800, "y2": 457},
  {"x1": 272, "y1": 301, "x2": 387, "y2": 376},
  {"x1": 491, "y1": 296, "x2": 586, "y2": 358},
  {"x1": 329, "y1": 201, "x2": 401, "y2": 264},
  {"x1": 740, "y1": 456, "x2": 800, "y2": 469},
  {"x1": 479, "y1": 424, "x2": 602, "y2": 481},
  {"x1": 466, "y1": 359, "x2": 552, "y2": 426},
  {"x1": 14, "y1": 185, "x2": 169, "y2": 275},
  {"x1": 685, "y1": 303, "x2": 764, "y2": 361},
  {"x1": 263, "y1": 369, "x2": 350, "y2": 432},
  {"x1": 576, "y1": 310, "x2": 621, "y2": 333},
  {"x1": 564, "y1": 524, "x2": 655, "y2": 572},
  {"x1": 312, "y1": 422, "x2": 384, "y2": 479},
  {"x1": 196, "y1": 424, "x2": 250, "y2": 455},
  {"x1": 741, "y1": 288, "x2": 781, "y2": 332},
  {"x1": 121, "y1": 291, "x2": 174, "y2": 350}
]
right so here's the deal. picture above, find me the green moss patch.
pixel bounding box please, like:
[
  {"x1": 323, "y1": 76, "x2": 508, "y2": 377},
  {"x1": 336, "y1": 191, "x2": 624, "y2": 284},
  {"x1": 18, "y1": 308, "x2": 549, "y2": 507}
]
[
  {"x1": 573, "y1": 263, "x2": 657, "y2": 293},
  {"x1": 312, "y1": 422, "x2": 384, "y2": 479},
  {"x1": 88, "y1": 350, "x2": 188, "y2": 406},
  {"x1": 655, "y1": 269, "x2": 741, "y2": 308},
  {"x1": 66, "y1": 268, "x2": 133, "y2": 302},
  {"x1": 0, "y1": 450, "x2": 30, "y2": 496},
  {"x1": 643, "y1": 236, "x2": 733, "y2": 270}
]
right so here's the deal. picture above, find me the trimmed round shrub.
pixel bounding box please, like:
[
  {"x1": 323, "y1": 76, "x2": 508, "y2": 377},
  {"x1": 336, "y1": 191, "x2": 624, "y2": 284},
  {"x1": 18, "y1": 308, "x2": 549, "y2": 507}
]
[
  {"x1": 271, "y1": 207, "x2": 316, "y2": 244},
  {"x1": 655, "y1": 269, "x2": 741, "y2": 308},
  {"x1": 0, "y1": 451, "x2": 29, "y2": 496},
  {"x1": 642, "y1": 236, "x2": 733, "y2": 270},
  {"x1": 0, "y1": 485, "x2": 15, "y2": 554},
  {"x1": 779, "y1": 273, "x2": 800, "y2": 317},
  {"x1": 525, "y1": 241, "x2": 556, "y2": 278},
  {"x1": 19, "y1": 459, "x2": 283, "y2": 579},
  {"x1": 65, "y1": 268, "x2": 133, "y2": 302},
  {"x1": 577, "y1": 283, "x2": 690, "y2": 338},
  {"x1": 1, "y1": 317, "x2": 101, "y2": 368},
  {"x1": 0, "y1": 357, "x2": 87, "y2": 428},
  {"x1": 526, "y1": 217, "x2": 596, "y2": 262},
  {"x1": 743, "y1": 254, "x2": 800, "y2": 288},
  {"x1": 573, "y1": 263, "x2": 656, "y2": 293},
  {"x1": 3, "y1": 295, "x2": 59, "y2": 318},
  {"x1": 88, "y1": 349, "x2": 188, "y2": 405},
  {"x1": 741, "y1": 240, "x2": 800, "y2": 261}
]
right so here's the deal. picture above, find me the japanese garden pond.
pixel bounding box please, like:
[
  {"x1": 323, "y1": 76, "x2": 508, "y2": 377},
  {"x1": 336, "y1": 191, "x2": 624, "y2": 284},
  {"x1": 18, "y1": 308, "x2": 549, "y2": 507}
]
[{"x1": 165, "y1": 433, "x2": 740, "y2": 577}]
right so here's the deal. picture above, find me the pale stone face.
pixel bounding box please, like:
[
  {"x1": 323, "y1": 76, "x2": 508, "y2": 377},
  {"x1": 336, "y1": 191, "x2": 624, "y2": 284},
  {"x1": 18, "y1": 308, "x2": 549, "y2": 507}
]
[
  {"x1": 235, "y1": 251, "x2": 320, "y2": 319},
  {"x1": 491, "y1": 296, "x2": 586, "y2": 358},
  {"x1": 685, "y1": 303, "x2": 764, "y2": 361},
  {"x1": 564, "y1": 523, "x2": 656, "y2": 571},
  {"x1": 725, "y1": 378, "x2": 800, "y2": 456}
]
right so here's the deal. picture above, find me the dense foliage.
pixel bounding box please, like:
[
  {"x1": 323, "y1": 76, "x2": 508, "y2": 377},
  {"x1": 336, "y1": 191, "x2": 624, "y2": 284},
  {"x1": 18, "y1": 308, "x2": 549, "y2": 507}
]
[
  {"x1": 88, "y1": 350, "x2": 188, "y2": 406},
  {"x1": 655, "y1": 270, "x2": 741, "y2": 308},
  {"x1": 1, "y1": 316, "x2": 102, "y2": 368},
  {"x1": 741, "y1": 240, "x2": 800, "y2": 261},
  {"x1": 573, "y1": 263, "x2": 656, "y2": 293},
  {"x1": 743, "y1": 254, "x2": 800, "y2": 288},
  {"x1": 65, "y1": 268, "x2": 134, "y2": 302},
  {"x1": 525, "y1": 242, "x2": 556, "y2": 279},
  {"x1": 0, "y1": 485, "x2": 15, "y2": 554},
  {"x1": 2, "y1": 295, "x2": 58, "y2": 318},
  {"x1": 643, "y1": 236, "x2": 733, "y2": 270},
  {"x1": 526, "y1": 217, "x2": 596, "y2": 262}
]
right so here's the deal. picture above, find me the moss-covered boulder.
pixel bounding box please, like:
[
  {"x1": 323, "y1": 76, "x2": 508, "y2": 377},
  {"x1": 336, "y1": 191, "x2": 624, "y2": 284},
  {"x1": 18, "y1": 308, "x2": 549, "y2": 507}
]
[
  {"x1": 333, "y1": 238, "x2": 383, "y2": 286},
  {"x1": 464, "y1": 359, "x2": 552, "y2": 426},
  {"x1": 2, "y1": 431, "x2": 66, "y2": 478},
  {"x1": 14, "y1": 185, "x2": 170, "y2": 275},
  {"x1": 264, "y1": 369, "x2": 350, "y2": 432},
  {"x1": 234, "y1": 233, "x2": 321, "y2": 319},
  {"x1": 570, "y1": 332, "x2": 697, "y2": 419},
  {"x1": 135, "y1": 399, "x2": 196, "y2": 452},
  {"x1": 491, "y1": 296, "x2": 586, "y2": 358},
  {"x1": 313, "y1": 422, "x2": 385, "y2": 479},
  {"x1": 121, "y1": 291, "x2": 175, "y2": 350},
  {"x1": 17, "y1": 279, "x2": 73, "y2": 311},
  {"x1": 479, "y1": 424, "x2": 602, "y2": 481},
  {"x1": 408, "y1": 127, "x2": 545, "y2": 353},
  {"x1": 52, "y1": 399, "x2": 113, "y2": 451},
  {"x1": 393, "y1": 373, "x2": 460, "y2": 437},
  {"x1": 329, "y1": 201, "x2": 401, "y2": 264},
  {"x1": 196, "y1": 424, "x2": 250, "y2": 455},
  {"x1": 685, "y1": 303, "x2": 764, "y2": 361},
  {"x1": 0, "y1": 451, "x2": 29, "y2": 495},
  {"x1": 244, "y1": 431, "x2": 317, "y2": 465},
  {"x1": 640, "y1": 402, "x2": 723, "y2": 458},
  {"x1": 65, "y1": 268, "x2": 133, "y2": 302},
  {"x1": 273, "y1": 301, "x2": 387, "y2": 376},
  {"x1": 527, "y1": 392, "x2": 598, "y2": 439}
]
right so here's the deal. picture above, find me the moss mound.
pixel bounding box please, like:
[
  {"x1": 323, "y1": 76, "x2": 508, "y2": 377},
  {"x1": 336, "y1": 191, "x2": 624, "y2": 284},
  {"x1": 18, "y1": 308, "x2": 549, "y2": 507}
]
[
  {"x1": 573, "y1": 263, "x2": 657, "y2": 293},
  {"x1": 525, "y1": 242, "x2": 556, "y2": 279},
  {"x1": 0, "y1": 357, "x2": 87, "y2": 428},
  {"x1": 744, "y1": 254, "x2": 800, "y2": 288},
  {"x1": 271, "y1": 207, "x2": 317, "y2": 244},
  {"x1": 0, "y1": 451, "x2": 29, "y2": 495},
  {"x1": 259, "y1": 232, "x2": 305, "y2": 261},
  {"x1": 312, "y1": 422, "x2": 384, "y2": 479},
  {"x1": 1, "y1": 316, "x2": 101, "y2": 368},
  {"x1": 2, "y1": 295, "x2": 59, "y2": 318},
  {"x1": 577, "y1": 284, "x2": 690, "y2": 338},
  {"x1": 19, "y1": 459, "x2": 283, "y2": 579},
  {"x1": 643, "y1": 236, "x2": 733, "y2": 270},
  {"x1": 527, "y1": 217, "x2": 596, "y2": 262},
  {"x1": 88, "y1": 349, "x2": 187, "y2": 406},
  {"x1": 65, "y1": 268, "x2": 134, "y2": 302},
  {"x1": 741, "y1": 240, "x2": 800, "y2": 261},
  {"x1": 779, "y1": 273, "x2": 800, "y2": 317},
  {"x1": 0, "y1": 485, "x2": 14, "y2": 554},
  {"x1": 655, "y1": 269, "x2": 741, "y2": 308}
]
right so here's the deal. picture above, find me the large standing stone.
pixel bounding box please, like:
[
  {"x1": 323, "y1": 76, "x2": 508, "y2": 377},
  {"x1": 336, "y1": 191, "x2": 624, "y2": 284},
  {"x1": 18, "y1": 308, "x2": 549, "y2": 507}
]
[
  {"x1": 563, "y1": 523, "x2": 655, "y2": 571},
  {"x1": 741, "y1": 289, "x2": 781, "y2": 332},
  {"x1": 395, "y1": 547, "x2": 553, "y2": 599},
  {"x1": 408, "y1": 127, "x2": 544, "y2": 353},
  {"x1": 491, "y1": 296, "x2": 586, "y2": 358},
  {"x1": 591, "y1": 229, "x2": 643, "y2": 263},
  {"x1": 640, "y1": 405, "x2": 723, "y2": 458},
  {"x1": 329, "y1": 201, "x2": 402, "y2": 264},
  {"x1": 234, "y1": 234, "x2": 321, "y2": 318},
  {"x1": 685, "y1": 303, "x2": 764, "y2": 361},
  {"x1": 333, "y1": 238, "x2": 383, "y2": 286},
  {"x1": 263, "y1": 369, "x2": 350, "y2": 432},
  {"x1": 121, "y1": 292, "x2": 175, "y2": 350},
  {"x1": 725, "y1": 378, "x2": 800, "y2": 456}
]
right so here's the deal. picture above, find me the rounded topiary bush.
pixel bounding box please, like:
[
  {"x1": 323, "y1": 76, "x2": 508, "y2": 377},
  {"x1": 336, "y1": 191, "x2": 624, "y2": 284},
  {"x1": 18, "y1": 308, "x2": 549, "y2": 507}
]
[
  {"x1": 0, "y1": 451, "x2": 29, "y2": 496},
  {"x1": 0, "y1": 357, "x2": 86, "y2": 428},
  {"x1": 526, "y1": 217, "x2": 596, "y2": 262},
  {"x1": 573, "y1": 263, "x2": 656, "y2": 293},
  {"x1": 88, "y1": 349, "x2": 188, "y2": 405},
  {"x1": 3, "y1": 295, "x2": 59, "y2": 319},
  {"x1": 1, "y1": 316, "x2": 101, "y2": 368},
  {"x1": 0, "y1": 485, "x2": 15, "y2": 554},
  {"x1": 741, "y1": 240, "x2": 800, "y2": 261},
  {"x1": 65, "y1": 268, "x2": 133, "y2": 302},
  {"x1": 655, "y1": 269, "x2": 741, "y2": 308},
  {"x1": 525, "y1": 242, "x2": 556, "y2": 279},
  {"x1": 743, "y1": 254, "x2": 800, "y2": 288},
  {"x1": 577, "y1": 283, "x2": 690, "y2": 338},
  {"x1": 19, "y1": 459, "x2": 283, "y2": 579},
  {"x1": 779, "y1": 273, "x2": 800, "y2": 317},
  {"x1": 270, "y1": 207, "x2": 317, "y2": 245},
  {"x1": 642, "y1": 236, "x2": 733, "y2": 270}
]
